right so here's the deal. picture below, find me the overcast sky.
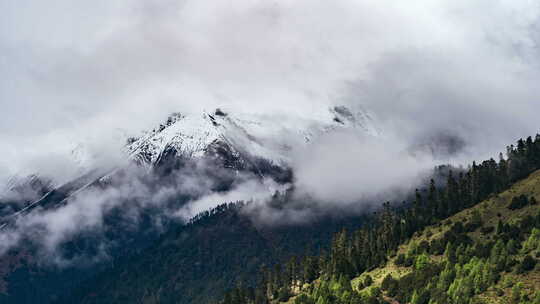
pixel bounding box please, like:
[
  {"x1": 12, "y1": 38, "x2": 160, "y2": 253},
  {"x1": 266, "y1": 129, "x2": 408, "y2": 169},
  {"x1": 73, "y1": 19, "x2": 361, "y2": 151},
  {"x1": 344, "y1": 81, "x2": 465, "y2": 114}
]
[{"x1": 2, "y1": 0, "x2": 540, "y2": 184}]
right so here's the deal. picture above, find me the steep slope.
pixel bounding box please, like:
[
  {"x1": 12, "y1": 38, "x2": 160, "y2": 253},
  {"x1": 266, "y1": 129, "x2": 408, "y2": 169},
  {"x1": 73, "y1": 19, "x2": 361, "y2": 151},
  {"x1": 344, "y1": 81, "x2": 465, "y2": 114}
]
[
  {"x1": 0, "y1": 142, "x2": 97, "y2": 220},
  {"x1": 219, "y1": 135, "x2": 540, "y2": 304},
  {"x1": 0, "y1": 105, "x2": 377, "y2": 226},
  {"x1": 0, "y1": 105, "x2": 380, "y2": 304},
  {"x1": 57, "y1": 203, "x2": 370, "y2": 304},
  {"x1": 0, "y1": 174, "x2": 52, "y2": 218},
  {"x1": 263, "y1": 171, "x2": 540, "y2": 304},
  {"x1": 348, "y1": 170, "x2": 540, "y2": 304}
]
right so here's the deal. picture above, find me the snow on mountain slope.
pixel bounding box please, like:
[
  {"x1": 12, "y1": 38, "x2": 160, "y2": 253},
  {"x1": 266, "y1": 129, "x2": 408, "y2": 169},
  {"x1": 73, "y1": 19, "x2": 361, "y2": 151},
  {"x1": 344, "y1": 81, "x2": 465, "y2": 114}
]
[
  {"x1": 0, "y1": 174, "x2": 52, "y2": 203},
  {"x1": 126, "y1": 105, "x2": 379, "y2": 167},
  {"x1": 0, "y1": 105, "x2": 379, "y2": 220},
  {"x1": 0, "y1": 142, "x2": 94, "y2": 202}
]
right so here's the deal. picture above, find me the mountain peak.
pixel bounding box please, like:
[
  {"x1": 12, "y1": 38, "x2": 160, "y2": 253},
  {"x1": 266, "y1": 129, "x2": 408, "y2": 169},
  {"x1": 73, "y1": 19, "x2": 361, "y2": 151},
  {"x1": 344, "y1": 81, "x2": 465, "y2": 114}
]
[{"x1": 126, "y1": 105, "x2": 378, "y2": 166}]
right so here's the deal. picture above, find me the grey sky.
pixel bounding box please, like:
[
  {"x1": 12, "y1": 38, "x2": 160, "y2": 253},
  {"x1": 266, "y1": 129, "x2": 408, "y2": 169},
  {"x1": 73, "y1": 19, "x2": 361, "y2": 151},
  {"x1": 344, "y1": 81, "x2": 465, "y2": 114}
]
[{"x1": 1, "y1": 0, "x2": 540, "y2": 183}]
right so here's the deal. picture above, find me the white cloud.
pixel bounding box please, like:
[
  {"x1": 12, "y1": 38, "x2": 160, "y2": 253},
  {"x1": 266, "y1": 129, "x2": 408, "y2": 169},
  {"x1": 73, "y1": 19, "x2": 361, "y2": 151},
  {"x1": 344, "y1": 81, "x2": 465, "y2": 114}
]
[
  {"x1": 175, "y1": 178, "x2": 288, "y2": 221},
  {"x1": 292, "y1": 131, "x2": 435, "y2": 204}
]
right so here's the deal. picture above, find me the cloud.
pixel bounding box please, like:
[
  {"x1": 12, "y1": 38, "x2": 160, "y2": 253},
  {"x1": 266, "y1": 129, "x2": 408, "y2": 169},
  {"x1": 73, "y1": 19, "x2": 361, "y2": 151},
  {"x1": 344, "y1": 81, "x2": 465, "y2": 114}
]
[
  {"x1": 1, "y1": 0, "x2": 540, "y2": 235},
  {"x1": 175, "y1": 178, "x2": 288, "y2": 221},
  {"x1": 0, "y1": 161, "x2": 268, "y2": 265},
  {"x1": 292, "y1": 131, "x2": 436, "y2": 205},
  {"x1": 1, "y1": 0, "x2": 540, "y2": 183}
]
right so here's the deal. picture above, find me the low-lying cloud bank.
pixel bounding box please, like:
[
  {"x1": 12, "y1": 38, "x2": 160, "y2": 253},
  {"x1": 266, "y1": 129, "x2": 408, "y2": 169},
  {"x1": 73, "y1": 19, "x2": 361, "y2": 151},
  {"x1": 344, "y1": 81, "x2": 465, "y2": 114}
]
[
  {"x1": 292, "y1": 131, "x2": 436, "y2": 204},
  {"x1": 0, "y1": 162, "x2": 281, "y2": 265}
]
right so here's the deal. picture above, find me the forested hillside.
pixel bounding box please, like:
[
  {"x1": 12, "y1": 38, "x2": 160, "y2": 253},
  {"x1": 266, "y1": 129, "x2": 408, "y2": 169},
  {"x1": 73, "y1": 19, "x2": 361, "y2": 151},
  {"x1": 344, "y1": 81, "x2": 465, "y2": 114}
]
[
  {"x1": 56, "y1": 201, "x2": 370, "y2": 304},
  {"x1": 222, "y1": 136, "x2": 540, "y2": 304}
]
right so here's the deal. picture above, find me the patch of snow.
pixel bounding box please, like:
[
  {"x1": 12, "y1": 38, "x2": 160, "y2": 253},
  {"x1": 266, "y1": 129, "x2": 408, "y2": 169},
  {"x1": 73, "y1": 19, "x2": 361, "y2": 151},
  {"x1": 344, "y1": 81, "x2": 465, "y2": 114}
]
[
  {"x1": 2, "y1": 105, "x2": 379, "y2": 200},
  {"x1": 126, "y1": 105, "x2": 379, "y2": 166}
]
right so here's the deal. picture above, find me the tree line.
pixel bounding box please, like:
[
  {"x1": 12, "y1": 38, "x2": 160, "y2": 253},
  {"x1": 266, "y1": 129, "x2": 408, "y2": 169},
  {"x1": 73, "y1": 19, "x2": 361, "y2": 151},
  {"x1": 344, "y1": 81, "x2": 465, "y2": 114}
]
[{"x1": 221, "y1": 134, "x2": 540, "y2": 304}]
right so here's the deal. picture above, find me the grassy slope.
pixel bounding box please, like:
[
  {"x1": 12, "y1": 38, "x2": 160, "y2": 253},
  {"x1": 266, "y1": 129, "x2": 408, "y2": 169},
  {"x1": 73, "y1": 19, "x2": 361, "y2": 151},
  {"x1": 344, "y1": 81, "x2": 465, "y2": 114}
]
[{"x1": 284, "y1": 169, "x2": 540, "y2": 304}]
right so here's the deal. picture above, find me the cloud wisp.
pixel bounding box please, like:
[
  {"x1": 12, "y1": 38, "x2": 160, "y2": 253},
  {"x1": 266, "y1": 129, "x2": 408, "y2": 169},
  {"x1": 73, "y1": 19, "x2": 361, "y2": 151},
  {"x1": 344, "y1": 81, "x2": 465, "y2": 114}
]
[{"x1": 0, "y1": 161, "x2": 280, "y2": 265}]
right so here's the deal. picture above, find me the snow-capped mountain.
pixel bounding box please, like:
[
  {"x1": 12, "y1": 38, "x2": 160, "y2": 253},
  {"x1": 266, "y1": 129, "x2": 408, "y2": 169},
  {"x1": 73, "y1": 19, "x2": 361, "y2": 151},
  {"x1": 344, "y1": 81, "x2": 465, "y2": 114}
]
[
  {"x1": 0, "y1": 105, "x2": 378, "y2": 224},
  {"x1": 2, "y1": 105, "x2": 378, "y2": 197},
  {"x1": 126, "y1": 105, "x2": 379, "y2": 168},
  {"x1": 0, "y1": 105, "x2": 381, "y2": 303}
]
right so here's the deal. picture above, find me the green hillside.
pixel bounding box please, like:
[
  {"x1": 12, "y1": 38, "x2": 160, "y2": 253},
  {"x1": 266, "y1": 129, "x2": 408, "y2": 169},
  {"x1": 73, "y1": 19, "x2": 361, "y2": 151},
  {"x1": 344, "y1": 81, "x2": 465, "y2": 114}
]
[
  {"x1": 247, "y1": 170, "x2": 540, "y2": 304},
  {"x1": 223, "y1": 136, "x2": 540, "y2": 304},
  {"x1": 348, "y1": 169, "x2": 540, "y2": 304},
  {"x1": 272, "y1": 171, "x2": 540, "y2": 304}
]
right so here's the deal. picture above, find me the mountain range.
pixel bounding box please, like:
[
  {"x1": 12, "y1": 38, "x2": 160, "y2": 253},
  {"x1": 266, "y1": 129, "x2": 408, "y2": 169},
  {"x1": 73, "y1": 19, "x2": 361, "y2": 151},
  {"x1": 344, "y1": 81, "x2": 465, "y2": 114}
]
[
  {"x1": 0, "y1": 105, "x2": 380, "y2": 304},
  {"x1": 1, "y1": 107, "x2": 539, "y2": 304}
]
